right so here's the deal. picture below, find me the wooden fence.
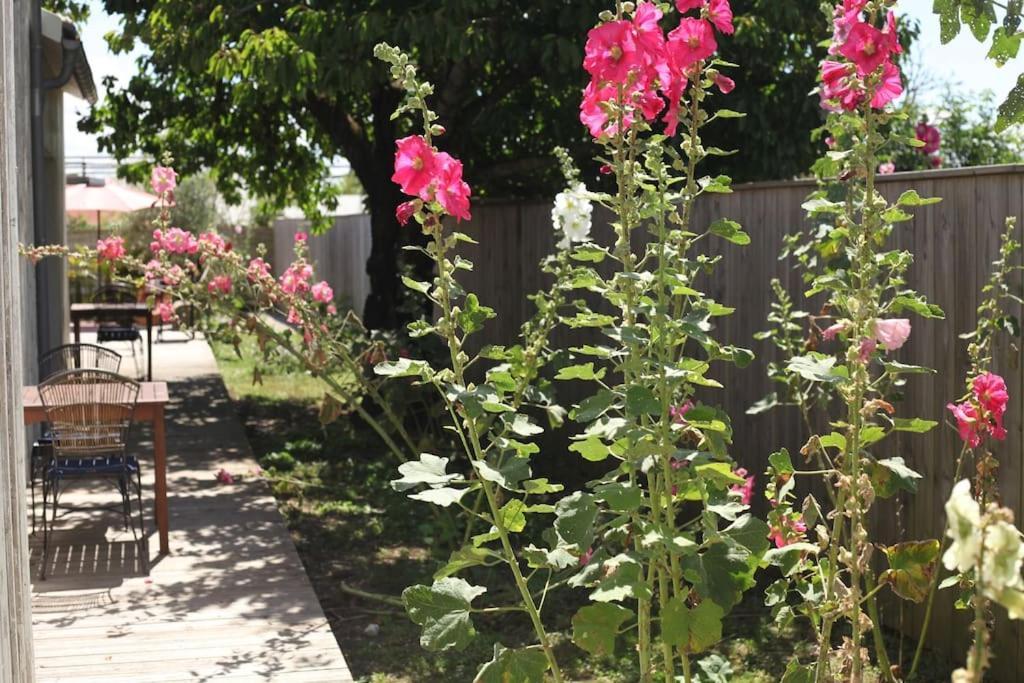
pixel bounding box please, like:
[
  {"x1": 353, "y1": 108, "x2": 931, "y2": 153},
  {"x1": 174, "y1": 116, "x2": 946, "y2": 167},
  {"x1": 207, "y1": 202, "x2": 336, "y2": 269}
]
[{"x1": 277, "y1": 165, "x2": 1024, "y2": 678}]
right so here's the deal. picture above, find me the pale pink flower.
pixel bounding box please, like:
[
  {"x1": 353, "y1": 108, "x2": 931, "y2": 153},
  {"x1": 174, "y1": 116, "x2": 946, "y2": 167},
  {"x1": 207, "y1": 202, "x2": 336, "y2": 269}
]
[
  {"x1": 311, "y1": 281, "x2": 334, "y2": 304},
  {"x1": 279, "y1": 262, "x2": 313, "y2": 294},
  {"x1": 731, "y1": 467, "x2": 755, "y2": 505},
  {"x1": 873, "y1": 318, "x2": 911, "y2": 351},
  {"x1": 286, "y1": 307, "x2": 302, "y2": 325},
  {"x1": 878, "y1": 161, "x2": 896, "y2": 175},
  {"x1": 858, "y1": 337, "x2": 877, "y2": 363},
  {"x1": 154, "y1": 300, "x2": 175, "y2": 323},
  {"x1": 207, "y1": 275, "x2": 232, "y2": 295},
  {"x1": 152, "y1": 227, "x2": 199, "y2": 255},
  {"x1": 822, "y1": 321, "x2": 848, "y2": 341},
  {"x1": 151, "y1": 165, "x2": 177, "y2": 195},
  {"x1": 769, "y1": 516, "x2": 807, "y2": 548},
  {"x1": 96, "y1": 236, "x2": 126, "y2": 262},
  {"x1": 247, "y1": 257, "x2": 271, "y2": 281}
]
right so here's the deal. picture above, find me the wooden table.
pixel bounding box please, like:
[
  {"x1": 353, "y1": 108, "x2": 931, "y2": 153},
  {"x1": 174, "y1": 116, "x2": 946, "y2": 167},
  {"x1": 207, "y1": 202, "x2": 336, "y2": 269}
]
[
  {"x1": 70, "y1": 303, "x2": 155, "y2": 381},
  {"x1": 23, "y1": 382, "x2": 171, "y2": 556}
]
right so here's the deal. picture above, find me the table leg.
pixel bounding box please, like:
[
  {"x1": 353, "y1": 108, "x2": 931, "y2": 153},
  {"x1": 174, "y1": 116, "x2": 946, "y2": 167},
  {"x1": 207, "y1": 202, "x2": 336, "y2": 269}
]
[
  {"x1": 153, "y1": 405, "x2": 169, "y2": 555},
  {"x1": 73, "y1": 317, "x2": 80, "y2": 344},
  {"x1": 147, "y1": 314, "x2": 153, "y2": 381}
]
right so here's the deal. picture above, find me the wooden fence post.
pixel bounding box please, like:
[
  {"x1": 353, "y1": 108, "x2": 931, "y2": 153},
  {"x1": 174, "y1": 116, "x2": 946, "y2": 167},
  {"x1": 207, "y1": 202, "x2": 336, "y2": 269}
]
[{"x1": 0, "y1": 0, "x2": 36, "y2": 679}]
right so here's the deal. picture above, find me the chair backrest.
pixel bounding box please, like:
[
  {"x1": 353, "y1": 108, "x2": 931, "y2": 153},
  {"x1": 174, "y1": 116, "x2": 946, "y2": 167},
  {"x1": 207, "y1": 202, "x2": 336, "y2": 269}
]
[
  {"x1": 91, "y1": 283, "x2": 137, "y2": 304},
  {"x1": 38, "y1": 344, "x2": 122, "y2": 381},
  {"x1": 39, "y1": 369, "x2": 140, "y2": 456}
]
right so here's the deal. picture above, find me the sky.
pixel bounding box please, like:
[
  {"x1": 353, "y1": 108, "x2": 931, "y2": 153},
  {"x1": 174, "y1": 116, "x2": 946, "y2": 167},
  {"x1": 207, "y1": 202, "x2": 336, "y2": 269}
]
[{"x1": 64, "y1": 0, "x2": 1023, "y2": 166}]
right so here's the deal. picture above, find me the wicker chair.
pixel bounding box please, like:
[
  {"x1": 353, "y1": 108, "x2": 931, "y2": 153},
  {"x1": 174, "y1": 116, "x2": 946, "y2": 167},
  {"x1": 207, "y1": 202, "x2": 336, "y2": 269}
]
[
  {"x1": 30, "y1": 344, "x2": 123, "y2": 533},
  {"x1": 38, "y1": 369, "x2": 143, "y2": 580},
  {"x1": 92, "y1": 284, "x2": 144, "y2": 377}
]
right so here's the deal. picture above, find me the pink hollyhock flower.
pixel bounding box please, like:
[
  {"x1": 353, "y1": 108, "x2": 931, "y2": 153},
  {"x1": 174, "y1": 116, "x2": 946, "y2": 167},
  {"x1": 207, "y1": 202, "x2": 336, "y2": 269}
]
[
  {"x1": 207, "y1": 275, "x2": 232, "y2": 295},
  {"x1": 825, "y1": 136, "x2": 836, "y2": 148},
  {"x1": 667, "y1": 18, "x2": 717, "y2": 69},
  {"x1": 871, "y1": 61, "x2": 903, "y2": 109},
  {"x1": 392, "y1": 135, "x2": 437, "y2": 198},
  {"x1": 633, "y1": 2, "x2": 667, "y2": 59},
  {"x1": 858, "y1": 337, "x2": 877, "y2": 363},
  {"x1": 844, "y1": 0, "x2": 868, "y2": 11},
  {"x1": 327, "y1": 304, "x2": 338, "y2": 315},
  {"x1": 878, "y1": 161, "x2": 896, "y2": 175},
  {"x1": 670, "y1": 400, "x2": 694, "y2": 423},
  {"x1": 286, "y1": 307, "x2": 301, "y2": 325},
  {"x1": 294, "y1": 231, "x2": 308, "y2": 244},
  {"x1": 675, "y1": 0, "x2": 704, "y2": 12},
  {"x1": 769, "y1": 516, "x2": 808, "y2": 549},
  {"x1": 396, "y1": 200, "x2": 417, "y2": 226},
  {"x1": 714, "y1": 73, "x2": 736, "y2": 94},
  {"x1": 311, "y1": 281, "x2": 334, "y2": 304},
  {"x1": 883, "y1": 11, "x2": 903, "y2": 54},
  {"x1": 96, "y1": 236, "x2": 126, "y2": 262},
  {"x1": 144, "y1": 259, "x2": 161, "y2": 281},
  {"x1": 915, "y1": 122, "x2": 941, "y2": 155},
  {"x1": 152, "y1": 227, "x2": 199, "y2": 255},
  {"x1": 151, "y1": 165, "x2": 177, "y2": 195},
  {"x1": 948, "y1": 401, "x2": 983, "y2": 448},
  {"x1": 973, "y1": 372, "x2": 1009, "y2": 417},
  {"x1": 215, "y1": 468, "x2": 235, "y2": 485},
  {"x1": 822, "y1": 321, "x2": 848, "y2": 341},
  {"x1": 583, "y1": 20, "x2": 641, "y2": 84},
  {"x1": 580, "y1": 80, "x2": 617, "y2": 138},
  {"x1": 660, "y1": 69, "x2": 688, "y2": 136},
  {"x1": 162, "y1": 264, "x2": 184, "y2": 286},
  {"x1": 839, "y1": 21, "x2": 893, "y2": 76},
  {"x1": 930, "y1": 154, "x2": 943, "y2": 169},
  {"x1": 199, "y1": 231, "x2": 229, "y2": 254},
  {"x1": 874, "y1": 318, "x2": 911, "y2": 351},
  {"x1": 247, "y1": 257, "x2": 271, "y2": 281},
  {"x1": 819, "y1": 60, "x2": 863, "y2": 112},
  {"x1": 731, "y1": 467, "x2": 755, "y2": 505},
  {"x1": 707, "y1": 0, "x2": 734, "y2": 34},
  {"x1": 432, "y1": 152, "x2": 472, "y2": 221},
  {"x1": 279, "y1": 262, "x2": 313, "y2": 294},
  {"x1": 154, "y1": 300, "x2": 175, "y2": 323},
  {"x1": 829, "y1": 6, "x2": 862, "y2": 54}
]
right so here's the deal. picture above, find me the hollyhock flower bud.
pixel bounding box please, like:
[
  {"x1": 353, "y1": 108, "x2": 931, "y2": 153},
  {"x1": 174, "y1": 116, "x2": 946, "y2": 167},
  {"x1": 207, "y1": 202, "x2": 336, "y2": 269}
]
[
  {"x1": 714, "y1": 73, "x2": 736, "y2": 94},
  {"x1": 311, "y1": 281, "x2": 334, "y2": 304},
  {"x1": 670, "y1": 401, "x2": 694, "y2": 423},
  {"x1": 599, "y1": 164, "x2": 613, "y2": 175},
  {"x1": 151, "y1": 165, "x2": 177, "y2": 195},
  {"x1": 822, "y1": 321, "x2": 848, "y2": 341},
  {"x1": 858, "y1": 337, "x2": 877, "y2": 363},
  {"x1": 392, "y1": 135, "x2": 438, "y2": 198},
  {"x1": 873, "y1": 318, "x2": 911, "y2": 351},
  {"x1": 396, "y1": 200, "x2": 417, "y2": 226},
  {"x1": 769, "y1": 516, "x2": 808, "y2": 548},
  {"x1": 96, "y1": 236, "x2": 126, "y2": 262}
]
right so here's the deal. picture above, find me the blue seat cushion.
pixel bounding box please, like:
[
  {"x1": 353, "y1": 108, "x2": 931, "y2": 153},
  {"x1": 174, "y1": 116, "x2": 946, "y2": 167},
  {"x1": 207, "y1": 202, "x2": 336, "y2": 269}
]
[
  {"x1": 97, "y1": 326, "x2": 141, "y2": 342},
  {"x1": 48, "y1": 455, "x2": 139, "y2": 477}
]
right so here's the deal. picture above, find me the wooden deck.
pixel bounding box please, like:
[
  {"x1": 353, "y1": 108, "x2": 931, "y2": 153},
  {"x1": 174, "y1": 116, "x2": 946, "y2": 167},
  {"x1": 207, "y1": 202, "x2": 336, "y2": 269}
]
[{"x1": 28, "y1": 337, "x2": 352, "y2": 682}]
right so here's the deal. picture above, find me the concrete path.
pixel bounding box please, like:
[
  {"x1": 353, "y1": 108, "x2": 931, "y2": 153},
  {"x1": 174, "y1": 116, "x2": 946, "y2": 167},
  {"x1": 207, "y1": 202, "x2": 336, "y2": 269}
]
[{"x1": 28, "y1": 334, "x2": 352, "y2": 682}]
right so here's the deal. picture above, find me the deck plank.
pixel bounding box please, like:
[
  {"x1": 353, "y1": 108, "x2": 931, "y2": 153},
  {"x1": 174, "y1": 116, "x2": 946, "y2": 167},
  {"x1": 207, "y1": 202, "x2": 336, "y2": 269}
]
[{"x1": 29, "y1": 338, "x2": 352, "y2": 682}]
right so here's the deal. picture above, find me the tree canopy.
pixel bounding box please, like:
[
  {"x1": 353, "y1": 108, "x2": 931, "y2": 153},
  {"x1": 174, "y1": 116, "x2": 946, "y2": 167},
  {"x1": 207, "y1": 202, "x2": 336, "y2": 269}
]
[{"x1": 83, "y1": 0, "x2": 858, "y2": 326}]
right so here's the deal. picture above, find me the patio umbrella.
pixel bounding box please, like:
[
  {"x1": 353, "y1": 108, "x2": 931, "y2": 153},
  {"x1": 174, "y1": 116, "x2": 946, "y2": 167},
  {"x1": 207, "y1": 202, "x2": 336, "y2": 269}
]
[{"x1": 66, "y1": 179, "x2": 160, "y2": 283}]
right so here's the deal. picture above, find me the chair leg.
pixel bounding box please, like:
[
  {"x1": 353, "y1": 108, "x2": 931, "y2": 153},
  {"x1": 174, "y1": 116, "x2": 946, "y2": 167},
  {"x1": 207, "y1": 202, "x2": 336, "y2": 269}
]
[
  {"x1": 40, "y1": 477, "x2": 53, "y2": 581},
  {"x1": 30, "y1": 449, "x2": 37, "y2": 535},
  {"x1": 118, "y1": 477, "x2": 130, "y2": 532},
  {"x1": 134, "y1": 469, "x2": 148, "y2": 573}
]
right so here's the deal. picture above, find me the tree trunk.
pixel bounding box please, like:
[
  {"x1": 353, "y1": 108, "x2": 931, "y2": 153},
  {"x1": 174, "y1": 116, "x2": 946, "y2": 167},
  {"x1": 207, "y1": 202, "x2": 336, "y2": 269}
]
[{"x1": 361, "y1": 179, "x2": 406, "y2": 330}]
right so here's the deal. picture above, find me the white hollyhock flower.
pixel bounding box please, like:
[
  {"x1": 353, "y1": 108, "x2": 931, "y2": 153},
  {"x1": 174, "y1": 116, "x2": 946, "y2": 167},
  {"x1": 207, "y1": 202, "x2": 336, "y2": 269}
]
[
  {"x1": 943, "y1": 479, "x2": 981, "y2": 573},
  {"x1": 552, "y1": 182, "x2": 593, "y2": 249},
  {"x1": 983, "y1": 519, "x2": 1024, "y2": 593}
]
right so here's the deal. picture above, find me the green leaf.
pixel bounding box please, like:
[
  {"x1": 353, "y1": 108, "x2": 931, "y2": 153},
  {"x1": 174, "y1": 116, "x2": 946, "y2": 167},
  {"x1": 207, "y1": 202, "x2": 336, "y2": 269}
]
[
  {"x1": 662, "y1": 598, "x2": 724, "y2": 654},
  {"x1": 498, "y1": 499, "x2": 528, "y2": 533},
  {"x1": 781, "y1": 659, "x2": 815, "y2": 683},
  {"x1": 595, "y1": 481, "x2": 643, "y2": 511},
  {"x1": 786, "y1": 353, "x2": 848, "y2": 383},
  {"x1": 401, "y1": 276, "x2": 431, "y2": 295},
  {"x1": 570, "y1": 436, "x2": 611, "y2": 462},
  {"x1": 409, "y1": 486, "x2": 468, "y2": 507},
  {"x1": 554, "y1": 492, "x2": 599, "y2": 548},
  {"x1": 555, "y1": 362, "x2": 606, "y2": 381},
  {"x1": 571, "y1": 603, "x2": 634, "y2": 656},
  {"x1": 574, "y1": 390, "x2": 616, "y2": 422},
  {"x1": 509, "y1": 414, "x2": 543, "y2": 437},
  {"x1": 625, "y1": 385, "x2": 660, "y2": 417},
  {"x1": 765, "y1": 543, "x2": 819, "y2": 576},
  {"x1": 403, "y1": 578, "x2": 486, "y2": 652},
  {"x1": 988, "y1": 26, "x2": 1021, "y2": 65},
  {"x1": 474, "y1": 644, "x2": 548, "y2": 683},
  {"x1": 897, "y1": 189, "x2": 943, "y2": 207},
  {"x1": 374, "y1": 358, "x2": 430, "y2": 378},
  {"x1": 890, "y1": 294, "x2": 945, "y2": 319},
  {"x1": 434, "y1": 544, "x2": 500, "y2": 579},
  {"x1": 591, "y1": 554, "x2": 652, "y2": 602},
  {"x1": 869, "y1": 456, "x2": 923, "y2": 498},
  {"x1": 709, "y1": 219, "x2": 751, "y2": 245},
  {"x1": 392, "y1": 454, "x2": 462, "y2": 492},
  {"x1": 892, "y1": 417, "x2": 939, "y2": 433},
  {"x1": 474, "y1": 454, "x2": 530, "y2": 491},
  {"x1": 934, "y1": 0, "x2": 963, "y2": 43},
  {"x1": 997, "y1": 73, "x2": 1024, "y2": 132},
  {"x1": 881, "y1": 540, "x2": 941, "y2": 602},
  {"x1": 712, "y1": 109, "x2": 746, "y2": 119},
  {"x1": 768, "y1": 449, "x2": 795, "y2": 475}
]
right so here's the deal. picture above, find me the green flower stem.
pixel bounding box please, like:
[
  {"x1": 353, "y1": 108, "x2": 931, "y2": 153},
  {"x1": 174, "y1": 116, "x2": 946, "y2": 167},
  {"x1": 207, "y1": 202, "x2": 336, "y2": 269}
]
[
  {"x1": 908, "y1": 443, "x2": 969, "y2": 679},
  {"x1": 428, "y1": 221, "x2": 563, "y2": 683}
]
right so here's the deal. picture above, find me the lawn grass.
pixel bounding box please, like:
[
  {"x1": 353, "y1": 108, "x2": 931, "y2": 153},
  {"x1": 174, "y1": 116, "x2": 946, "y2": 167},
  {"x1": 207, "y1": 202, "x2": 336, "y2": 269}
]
[{"x1": 211, "y1": 337, "x2": 952, "y2": 683}]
